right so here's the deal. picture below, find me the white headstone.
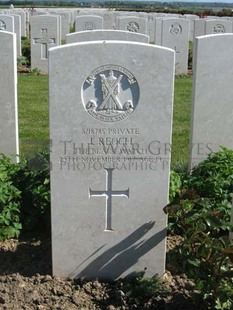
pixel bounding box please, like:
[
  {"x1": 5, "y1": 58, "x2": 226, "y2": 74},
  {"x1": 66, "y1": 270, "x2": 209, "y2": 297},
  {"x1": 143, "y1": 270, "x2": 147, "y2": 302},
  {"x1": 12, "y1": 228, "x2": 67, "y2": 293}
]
[
  {"x1": 75, "y1": 15, "x2": 103, "y2": 32},
  {"x1": 190, "y1": 34, "x2": 233, "y2": 168},
  {"x1": 160, "y1": 18, "x2": 189, "y2": 74},
  {"x1": 205, "y1": 19, "x2": 232, "y2": 35},
  {"x1": 66, "y1": 30, "x2": 149, "y2": 44},
  {"x1": 194, "y1": 19, "x2": 232, "y2": 40},
  {"x1": 101, "y1": 12, "x2": 115, "y2": 29},
  {"x1": 154, "y1": 17, "x2": 163, "y2": 45},
  {"x1": 51, "y1": 11, "x2": 70, "y2": 41},
  {"x1": 11, "y1": 9, "x2": 26, "y2": 37},
  {"x1": 117, "y1": 16, "x2": 147, "y2": 35},
  {"x1": 30, "y1": 15, "x2": 61, "y2": 73},
  {"x1": 9, "y1": 14, "x2": 21, "y2": 56},
  {"x1": 0, "y1": 31, "x2": 19, "y2": 161},
  {"x1": 183, "y1": 14, "x2": 199, "y2": 42},
  {"x1": 24, "y1": 9, "x2": 30, "y2": 37},
  {"x1": 49, "y1": 41, "x2": 175, "y2": 280},
  {"x1": 0, "y1": 15, "x2": 14, "y2": 32},
  {"x1": 147, "y1": 14, "x2": 155, "y2": 43}
]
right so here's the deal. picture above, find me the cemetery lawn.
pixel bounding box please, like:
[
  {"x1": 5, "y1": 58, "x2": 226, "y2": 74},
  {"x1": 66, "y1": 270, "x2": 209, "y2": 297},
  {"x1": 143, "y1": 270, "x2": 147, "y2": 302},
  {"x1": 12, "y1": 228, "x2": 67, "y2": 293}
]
[
  {"x1": 18, "y1": 74, "x2": 49, "y2": 158},
  {"x1": 18, "y1": 73, "x2": 193, "y2": 166},
  {"x1": 172, "y1": 75, "x2": 192, "y2": 167}
]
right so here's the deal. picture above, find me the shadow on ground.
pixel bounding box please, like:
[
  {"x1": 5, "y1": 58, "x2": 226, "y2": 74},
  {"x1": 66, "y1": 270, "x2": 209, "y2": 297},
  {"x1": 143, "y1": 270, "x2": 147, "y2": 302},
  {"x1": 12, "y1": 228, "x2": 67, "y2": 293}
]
[{"x1": 0, "y1": 232, "x2": 52, "y2": 277}]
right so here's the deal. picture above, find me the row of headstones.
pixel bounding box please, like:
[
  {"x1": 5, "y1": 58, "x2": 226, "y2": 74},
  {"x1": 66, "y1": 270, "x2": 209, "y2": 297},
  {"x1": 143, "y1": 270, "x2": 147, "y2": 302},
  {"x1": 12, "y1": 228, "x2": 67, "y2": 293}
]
[
  {"x1": 0, "y1": 30, "x2": 232, "y2": 279},
  {"x1": 24, "y1": 7, "x2": 233, "y2": 42},
  {"x1": 2, "y1": 6, "x2": 233, "y2": 43},
  {"x1": 30, "y1": 15, "x2": 233, "y2": 75},
  {"x1": 2, "y1": 7, "x2": 233, "y2": 74}
]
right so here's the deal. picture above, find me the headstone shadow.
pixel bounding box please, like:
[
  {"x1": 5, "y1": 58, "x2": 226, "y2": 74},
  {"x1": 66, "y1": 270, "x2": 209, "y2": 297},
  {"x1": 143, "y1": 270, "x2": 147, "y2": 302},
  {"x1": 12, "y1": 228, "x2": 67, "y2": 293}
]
[{"x1": 70, "y1": 222, "x2": 166, "y2": 280}]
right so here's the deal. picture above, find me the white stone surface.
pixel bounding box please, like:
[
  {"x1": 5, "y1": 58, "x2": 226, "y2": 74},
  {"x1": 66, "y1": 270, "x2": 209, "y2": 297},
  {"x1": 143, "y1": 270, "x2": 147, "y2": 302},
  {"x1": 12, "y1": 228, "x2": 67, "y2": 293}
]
[
  {"x1": 146, "y1": 14, "x2": 155, "y2": 43},
  {"x1": 66, "y1": 30, "x2": 149, "y2": 44},
  {"x1": 190, "y1": 34, "x2": 233, "y2": 168},
  {"x1": 31, "y1": 15, "x2": 61, "y2": 73},
  {"x1": 136, "y1": 12, "x2": 155, "y2": 42},
  {"x1": 11, "y1": 9, "x2": 27, "y2": 37},
  {"x1": 194, "y1": 19, "x2": 232, "y2": 40},
  {"x1": 154, "y1": 18, "x2": 163, "y2": 45},
  {"x1": 100, "y1": 12, "x2": 115, "y2": 29},
  {"x1": 117, "y1": 16, "x2": 147, "y2": 35},
  {"x1": 0, "y1": 31, "x2": 19, "y2": 161},
  {"x1": 75, "y1": 15, "x2": 103, "y2": 32},
  {"x1": 49, "y1": 40, "x2": 175, "y2": 280},
  {"x1": 183, "y1": 14, "x2": 199, "y2": 41},
  {"x1": 51, "y1": 11, "x2": 70, "y2": 40},
  {"x1": 160, "y1": 18, "x2": 189, "y2": 74},
  {"x1": 193, "y1": 19, "x2": 206, "y2": 39},
  {"x1": 134, "y1": 12, "x2": 155, "y2": 42},
  {"x1": 9, "y1": 14, "x2": 21, "y2": 56},
  {"x1": 24, "y1": 9, "x2": 30, "y2": 36},
  {"x1": 205, "y1": 19, "x2": 232, "y2": 34},
  {"x1": 0, "y1": 15, "x2": 14, "y2": 32}
]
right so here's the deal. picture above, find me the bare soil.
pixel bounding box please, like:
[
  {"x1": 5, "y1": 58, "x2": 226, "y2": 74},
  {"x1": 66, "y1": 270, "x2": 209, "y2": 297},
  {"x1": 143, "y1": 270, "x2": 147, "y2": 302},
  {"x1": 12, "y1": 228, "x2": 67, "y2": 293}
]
[{"x1": 0, "y1": 234, "x2": 205, "y2": 310}]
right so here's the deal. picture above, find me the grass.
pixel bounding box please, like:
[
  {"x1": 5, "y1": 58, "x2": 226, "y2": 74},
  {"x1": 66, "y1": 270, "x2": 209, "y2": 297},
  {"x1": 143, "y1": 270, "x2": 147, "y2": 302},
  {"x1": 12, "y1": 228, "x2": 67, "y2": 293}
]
[
  {"x1": 18, "y1": 73, "x2": 193, "y2": 167},
  {"x1": 172, "y1": 75, "x2": 192, "y2": 167},
  {"x1": 18, "y1": 74, "x2": 49, "y2": 158}
]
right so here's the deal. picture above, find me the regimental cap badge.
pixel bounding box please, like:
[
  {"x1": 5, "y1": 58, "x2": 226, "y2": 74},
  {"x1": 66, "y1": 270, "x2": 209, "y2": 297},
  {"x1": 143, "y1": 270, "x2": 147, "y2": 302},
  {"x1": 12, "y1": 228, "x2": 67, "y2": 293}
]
[{"x1": 82, "y1": 65, "x2": 140, "y2": 123}]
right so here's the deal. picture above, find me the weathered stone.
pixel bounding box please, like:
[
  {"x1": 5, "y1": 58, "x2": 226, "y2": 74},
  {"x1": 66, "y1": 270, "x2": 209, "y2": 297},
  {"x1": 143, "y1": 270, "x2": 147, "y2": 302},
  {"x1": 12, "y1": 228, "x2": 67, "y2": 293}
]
[{"x1": 49, "y1": 40, "x2": 174, "y2": 280}]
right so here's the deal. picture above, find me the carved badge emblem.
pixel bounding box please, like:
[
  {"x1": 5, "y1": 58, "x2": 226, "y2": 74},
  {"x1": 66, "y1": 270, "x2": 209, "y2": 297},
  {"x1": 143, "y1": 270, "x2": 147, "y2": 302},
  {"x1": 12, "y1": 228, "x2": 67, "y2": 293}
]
[
  {"x1": 169, "y1": 23, "x2": 182, "y2": 35},
  {"x1": 82, "y1": 65, "x2": 140, "y2": 122},
  {"x1": 83, "y1": 22, "x2": 95, "y2": 30},
  {"x1": 212, "y1": 24, "x2": 225, "y2": 33},
  {"x1": 126, "y1": 21, "x2": 139, "y2": 32}
]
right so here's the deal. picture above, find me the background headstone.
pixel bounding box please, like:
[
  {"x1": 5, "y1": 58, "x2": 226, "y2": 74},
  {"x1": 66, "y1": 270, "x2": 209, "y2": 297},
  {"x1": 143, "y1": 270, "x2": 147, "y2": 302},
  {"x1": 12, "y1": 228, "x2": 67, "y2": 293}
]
[
  {"x1": 205, "y1": 19, "x2": 232, "y2": 35},
  {"x1": 100, "y1": 12, "x2": 115, "y2": 29},
  {"x1": 66, "y1": 30, "x2": 149, "y2": 44},
  {"x1": 183, "y1": 14, "x2": 199, "y2": 41},
  {"x1": 30, "y1": 15, "x2": 61, "y2": 73},
  {"x1": 0, "y1": 31, "x2": 19, "y2": 161},
  {"x1": 193, "y1": 19, "x2": 206, "y2": 39},
  {"x1": 0, "y1": 15, "x2": 14, "y2": 32},
  {"x1": 117, "y1": 16, "x2": 147, "y2": 35},
  {"x1": 49, "y1": 41, "x2": 175, "y2": 280},
  {"x1": 160, "y1": 18, "x2": 189, "y2": 74},
  {"x1": 75, "y1": 15, "x2": 103, "y2": 32},
  {"x1": 9, "y1": 14, "x2": 21, "y2": 56},
  {"x1": 154, "y1": 17, "x2": 163, "y2": 45},
  {"x1": 194, "y1": 18, "x2": 232, "y2": 40},
  {"x1": 51, "y1": 11, "x2": 70, "y2": 41},
  {"x1": 10, "y1": 9, "x2": 27, "y2": 37},
  {"x1": 146, "y1": 14, "x2": 155, "y2": 43},
  {"x1": 189, "y1": 34, "x2": 233, "y2": 168}
]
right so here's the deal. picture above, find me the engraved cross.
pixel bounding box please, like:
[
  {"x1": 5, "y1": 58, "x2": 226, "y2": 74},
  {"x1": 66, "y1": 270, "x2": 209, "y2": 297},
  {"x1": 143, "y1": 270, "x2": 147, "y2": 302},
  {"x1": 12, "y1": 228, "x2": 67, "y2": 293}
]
[
  {"x1": 89, "y1": 168, "x2": 129, "y2": 231},
  {"x1": 33, "y1": 29, "x2": 55, "y2": 59}
]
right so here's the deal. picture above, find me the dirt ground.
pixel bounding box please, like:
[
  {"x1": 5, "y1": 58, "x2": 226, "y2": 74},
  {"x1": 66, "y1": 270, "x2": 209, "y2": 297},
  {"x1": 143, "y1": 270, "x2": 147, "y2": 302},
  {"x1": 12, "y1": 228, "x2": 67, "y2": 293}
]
[{"x1": 0, "y1": 234, "x2": 205, "y2": 310}]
